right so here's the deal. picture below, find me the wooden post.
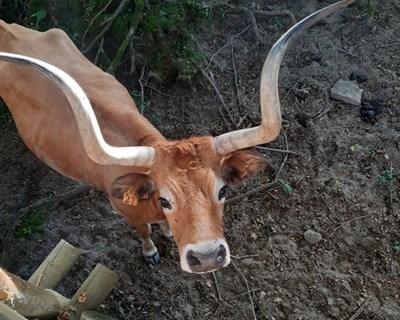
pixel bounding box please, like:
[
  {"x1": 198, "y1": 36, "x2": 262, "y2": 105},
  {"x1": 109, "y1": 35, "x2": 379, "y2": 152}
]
[
  {"x1": 0, "y1": 269, "x2": 69, "y2": 318},
  {"x1": 29, "y1": 239, "x2": 81, "y2": 289},
  {"x1": 0, "y1": 301, "x2": 28, "y2": 320},
  {"x1": 65, "y1": 264, "x2": 119, "y2": 320}
]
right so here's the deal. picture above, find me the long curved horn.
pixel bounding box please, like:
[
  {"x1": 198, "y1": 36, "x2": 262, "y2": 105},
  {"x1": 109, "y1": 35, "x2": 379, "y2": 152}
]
[
  {"x1": 0, "y1": 53, "x2": 156, "y2": 168},
  {"x1": 214, "y1": 0, "x2": 356, "y2": 155}
]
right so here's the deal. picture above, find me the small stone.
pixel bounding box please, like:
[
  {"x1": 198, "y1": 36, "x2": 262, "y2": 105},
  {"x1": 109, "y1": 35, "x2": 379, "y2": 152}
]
[
  {"x1": 330, "y1": 79, "x2": 363, "y2": 106},
  {"x1": 304, "y1": 229, "x2": 322, "y2": 244},
  {"x1": 349, "y1": 70, "x2": 368, "y2": 83}
]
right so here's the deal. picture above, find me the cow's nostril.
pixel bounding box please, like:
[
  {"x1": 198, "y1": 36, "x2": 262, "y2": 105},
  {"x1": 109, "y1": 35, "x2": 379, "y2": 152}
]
[
  {"x1": 187, "y1": 250, "x2": 201, "y2": 267},
  {"x1": 216, "y1": 245, "x2": 226, "y2": 263}
]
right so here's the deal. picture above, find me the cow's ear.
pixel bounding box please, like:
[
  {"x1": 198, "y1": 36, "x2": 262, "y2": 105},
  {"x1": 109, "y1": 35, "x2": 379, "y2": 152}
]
[
  {"x1": 221, "y1": 150, "x2": 267, "y2": 186},
  {"x1": 111, "y1": 173, "x2": 156, "y2": 206}
]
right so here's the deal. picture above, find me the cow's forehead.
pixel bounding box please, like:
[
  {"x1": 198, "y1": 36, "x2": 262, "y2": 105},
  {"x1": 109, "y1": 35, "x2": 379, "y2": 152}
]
[{"x1": 153, "y1": 136, "x2": 222, "y2": 171}]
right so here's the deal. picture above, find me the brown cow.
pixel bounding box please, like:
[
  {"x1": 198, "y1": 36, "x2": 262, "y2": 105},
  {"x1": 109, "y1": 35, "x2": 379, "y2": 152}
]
[{"x1": 0, "y1": 0, "x2": 355, "y2": 273}]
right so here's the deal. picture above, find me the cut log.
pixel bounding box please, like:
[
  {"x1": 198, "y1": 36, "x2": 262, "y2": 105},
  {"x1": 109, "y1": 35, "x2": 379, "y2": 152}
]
[
  {"x1": 29, "y1": 239, "x2": 81, "y2": 289},
  {"x1": 0, "y1": 301, "x2": 28, "y2": 320},
  {"x1": 65, "y1": 264, "x2": 119, "y2": 320},
  {"x1": 0, "y1": 268, "x2": 69, "y2": 318}
]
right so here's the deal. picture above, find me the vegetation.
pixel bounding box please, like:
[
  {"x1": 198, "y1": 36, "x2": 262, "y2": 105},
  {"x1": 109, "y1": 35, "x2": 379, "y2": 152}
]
[
  {"x1": 0, "y1": 99, "x2": 11, "y2": 125},
  {"x1": 0, "y1": 0, "x2": 211, "y2": 85},
  {"x1": 15, "y1": 207, "x2": 49, "y2": 239}
]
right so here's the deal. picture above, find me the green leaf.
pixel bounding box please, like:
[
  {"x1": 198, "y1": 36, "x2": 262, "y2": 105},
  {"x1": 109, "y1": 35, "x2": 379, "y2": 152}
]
[{"x1": 31, "y1": 9, "x2": 47, "y2": 26}]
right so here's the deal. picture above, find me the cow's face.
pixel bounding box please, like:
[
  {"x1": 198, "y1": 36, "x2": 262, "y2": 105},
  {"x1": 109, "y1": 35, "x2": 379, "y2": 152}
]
[{"x1": 111, "y1": 137, "x2": 266, "y2": 273}]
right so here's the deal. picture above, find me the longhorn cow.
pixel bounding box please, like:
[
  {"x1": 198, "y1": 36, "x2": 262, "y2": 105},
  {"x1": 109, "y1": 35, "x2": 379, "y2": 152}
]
[{"x1": 0, "y1": 0, "x2": 355, "y2": 273}]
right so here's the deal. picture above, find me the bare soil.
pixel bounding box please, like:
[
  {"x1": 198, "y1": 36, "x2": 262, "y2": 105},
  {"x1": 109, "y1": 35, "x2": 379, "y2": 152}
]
[{"x1": 1, "y1": 1, "x2": 400, "y2": 319}]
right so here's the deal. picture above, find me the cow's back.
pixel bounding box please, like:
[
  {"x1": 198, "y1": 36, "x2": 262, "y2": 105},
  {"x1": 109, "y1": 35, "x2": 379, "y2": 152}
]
[{"x1": 0, "y1": 21, "x2": 163, "y2": 189}]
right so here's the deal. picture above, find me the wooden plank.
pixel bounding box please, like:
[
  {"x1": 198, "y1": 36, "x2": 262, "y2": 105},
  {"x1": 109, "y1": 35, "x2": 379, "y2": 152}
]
[
  {"x1": 0, "y1": 301, "x2": 27, "y2": 320},
  {"x1": 0, "y1": 269, "x2": 69, "y2": 318},
  {"x1": 29, "y1": 239, "x2": 81, "y2": 289},
  {"x1": 66, "y1": 264, "x2": 119, "y2": 320}
]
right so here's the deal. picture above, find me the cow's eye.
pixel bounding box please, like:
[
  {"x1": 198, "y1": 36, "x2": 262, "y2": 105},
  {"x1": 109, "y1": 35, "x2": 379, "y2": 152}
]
[
  {"x1": 218, "y1": 185, "x2": 228, "y2": 201},
  {"x1": 159, "y1": 197, "x2": 172, "y2": 210}
]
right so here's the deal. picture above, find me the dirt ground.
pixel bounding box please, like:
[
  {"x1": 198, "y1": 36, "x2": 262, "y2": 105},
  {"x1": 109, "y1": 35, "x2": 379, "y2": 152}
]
[{"x1": 1, "y1": 0, "x2": 400, "y2": 319}]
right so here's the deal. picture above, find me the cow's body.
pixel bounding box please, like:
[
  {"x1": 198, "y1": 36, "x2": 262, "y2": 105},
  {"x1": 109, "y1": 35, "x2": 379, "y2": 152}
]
[
  {"x1": 0, "y1": 21, "x2": 244, "y2": 272},
  {"x1": 0, "y1": 22, "x2": 162, "y2": 189},
  {"x1": 0, "y1": 0, "x2": 356, "y2": 273}
]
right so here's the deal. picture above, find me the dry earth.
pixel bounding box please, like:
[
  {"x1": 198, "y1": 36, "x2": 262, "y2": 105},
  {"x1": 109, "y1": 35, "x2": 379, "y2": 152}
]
[{"x1": 1, "y1": 0, "x2": 400, "y2": 319}]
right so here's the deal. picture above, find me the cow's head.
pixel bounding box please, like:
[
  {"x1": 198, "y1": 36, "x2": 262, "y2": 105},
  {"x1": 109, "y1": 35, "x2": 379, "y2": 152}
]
[
  {"x1": 110, "y1": 137, "x2": 266, "y2": 273},
  {"x1": 0, "y1": 0, "x2": 355, "y2": 273}
]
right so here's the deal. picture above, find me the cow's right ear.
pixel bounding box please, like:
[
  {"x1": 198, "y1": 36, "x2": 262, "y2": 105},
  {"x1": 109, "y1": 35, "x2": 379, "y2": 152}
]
[{"x1": 110, "y1": 173, "x2": 156, "y2": 206}]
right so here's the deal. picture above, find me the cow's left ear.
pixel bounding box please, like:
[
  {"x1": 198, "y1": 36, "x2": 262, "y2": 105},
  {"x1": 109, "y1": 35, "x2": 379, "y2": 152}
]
[
  {"x1": 221, "y1": 149, "x2": 267, "y2": 186},
  {"x1": 110, "y1": 173, "x2": 156, "y2": 206}
]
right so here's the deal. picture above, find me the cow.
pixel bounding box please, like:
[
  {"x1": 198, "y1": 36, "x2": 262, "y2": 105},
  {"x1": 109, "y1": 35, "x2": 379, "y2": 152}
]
[{"x1": 0, "y1": 0, "x2": 355, "y2": 273}]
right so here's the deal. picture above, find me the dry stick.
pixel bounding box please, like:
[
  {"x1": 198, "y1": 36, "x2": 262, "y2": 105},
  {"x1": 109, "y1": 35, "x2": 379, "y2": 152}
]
[
  {"x1": 93, "y1": 37, "x2": 105, "y2": 65},
  {"x1": 200, "y1": 69, "x2": 233, "y2": 130},
  {"x1": 230, "y1": 36, "x2": 242, "y2": 113},
  {"x1": 253, "y1": 9, "x2": 297, "y2": 26},
  {"x1": 107, "y1": 0, "x2": 145, "y2": 74},
  {"x1": 231, "y1": 260, "x2": 257, "y2": 320},
  {"x1": 256, "y1": 145, "x2": 296, "y2": 155},
  {"x1": 205, "y1": 25, "x2": 251, "y2": 70},
  {"x1": 379, "y1": 41, "x2": 400, "y2": 48},
  {"x1": 348, "y1": 296, "x2": 371, "y2": 320},
  {"x1": 211, "y1": 272, "x2": 233, "y2": 308},
  {"x1": 82, "y1": 0, "x2": 114, "y2": 46},
  {"x1": 138, "y1": 67, "x2": 146, "y2": 114},
  {"x1": 330, "y1": 215, "x2": 372, "y2": 234},
  {"x1": 240, "y1": 7, "x2": 266, "y2": 44},
  {"x1": 2, "y1": 185, "x2": 90, "y2": 258},
  {"x1": 336, "y1": 47, "x2": 362, "y2": 59},
  {"x1": 83, "y1": 0, "x2": 129, "y2": 53},
  {"x1": 226, "y1": 129, "x2": 289, "y2": 205},
  {"x1": 222, "y1": 5, "x2": 296, "y2": 44},
  {"x1": 231, "y1": 254, "x2": 260, "y2": 260}
]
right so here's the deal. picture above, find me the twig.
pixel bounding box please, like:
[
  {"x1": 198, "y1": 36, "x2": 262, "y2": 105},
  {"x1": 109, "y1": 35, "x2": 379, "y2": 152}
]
[
  {"x1": 82, "y1": 0, "x2": 114, "y2": 46},
  {"x1": 144, "y1": 84, "x2": 183, "y2": 99},
  {"x1": 221, "y1": 4, "x2": 296, "y2": 44},
  {"x1": 240, "y1": 7, "x2": 266, "y2": 44},
  {"x1": 212, "y1": 272, "x2": 223, "y2": 301},
  {"x1": 83, "y1": 0, "x2": 129, "y2": 53},
  {"x1": 330, "y1": 215, "x2": 372, "y2": 234},
  {"x1": 205, "y1": 25, "x2": 251, "y2": 70},
  {"x1": 253, "y1": 9, "x2": 297, "y2": 26},
  {"x1": 231, "y1": 254, "x2": 260, "y2": 260},
  {"x1": 230, "y1": 288, "x2": 260, "y2": 300},
  {"x1": 379, "y1": 41, "x2": 400, "y2": 48},
  {"x1": 211, "y1": 271, "x2": 233, "y2": 308},
  {"x1": 2, "y1": 184, "x2": 90, "y2": 258},
  {"x1": 231, "y1": 260, "x2": 257, "y2": 320},
  {"x1": 230, "y1": 36, "x2": 242, "y2": 113},
  {"x1": 256, "y1": 146, "x2": 297, "y2": 155},
  {"x1": 101, "y1": 0, "x2": 128, "y2": 26},
  {"x1": 107, "y1": 0, "x2": 145, "y2": 74},
  {"x1": 200, "y1": 69, "x2": 234, "y2": 129},
  {"x1": 226, "y1": 128, "x2": 289, "y2": 204},
  {"x1": 336, "y1": 47, "x2": 362, "y2": 59},
  {"x1": 138, "y1": 67, "x2": 146, "y2": 114},
  {"x1": 348, "y1": 296, "x2": 371, "y2": 320}
]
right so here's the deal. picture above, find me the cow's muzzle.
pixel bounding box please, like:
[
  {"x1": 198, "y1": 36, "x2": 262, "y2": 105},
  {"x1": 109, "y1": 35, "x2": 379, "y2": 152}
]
[{"x1": 181, "y1": 239, "x2": 230, "y2": 273}]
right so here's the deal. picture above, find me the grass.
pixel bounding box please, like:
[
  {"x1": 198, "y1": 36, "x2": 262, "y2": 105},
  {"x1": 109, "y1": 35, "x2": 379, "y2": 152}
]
[
  {"x1": 393, "y1": 241, "x2": 400, "y2": 254},
  {"x1": 0, "y1": 100, "x2": 11, "y2": 125},
  {"x1": 278, "y1": 178, "x2": 293, "y2": 195},
  {"x1": 378, "y1": 167, "x2": 395, "y2": 191},
  {"x1": 15, "y1": 207, "x2": 49, "y2": 239}
]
